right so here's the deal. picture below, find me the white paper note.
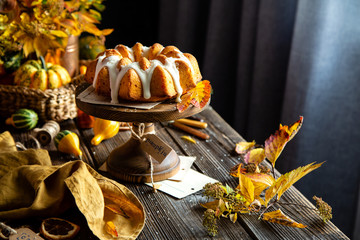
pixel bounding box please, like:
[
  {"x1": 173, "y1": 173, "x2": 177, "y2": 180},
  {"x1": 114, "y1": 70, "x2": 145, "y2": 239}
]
[{"x1": 146, "y1": 169, "x2": 218, "y2": 199}]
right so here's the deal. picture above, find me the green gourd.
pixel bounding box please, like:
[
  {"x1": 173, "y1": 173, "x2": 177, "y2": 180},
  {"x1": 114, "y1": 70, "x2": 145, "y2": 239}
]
[
  {"x1": 79, "y1": 35, "x2": 106, "y2": 60},
  {"x1": 5, "y1": 109, "x2": 38, "y2": 130}
]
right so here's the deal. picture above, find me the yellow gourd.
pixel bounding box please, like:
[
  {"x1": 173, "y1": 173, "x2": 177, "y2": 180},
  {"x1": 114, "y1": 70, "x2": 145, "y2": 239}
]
[
  {"x1": 54, "y1": 130, "x2": 82, "y2": 159},
  {"x1": 91, "y1": 118, "x2": 120, "y2": 145}
]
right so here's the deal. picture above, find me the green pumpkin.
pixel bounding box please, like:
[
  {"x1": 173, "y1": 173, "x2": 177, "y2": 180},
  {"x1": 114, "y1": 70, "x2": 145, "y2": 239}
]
[
  {"x1": 5, "y1": 109, "x2": 38, "y2": 130},
  {"x1": 14, "y1": 57, "x2": 71, "y2": 91},
  {"x1": 79, "y1": 36, "x2": 106, "y2": 60}
]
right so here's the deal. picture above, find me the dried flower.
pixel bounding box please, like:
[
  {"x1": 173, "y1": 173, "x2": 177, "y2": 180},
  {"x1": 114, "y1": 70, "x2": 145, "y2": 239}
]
[
  {"x1": 203, "y1": 209, "x2": 218, "y2": 237},
  {"x1": 244, "y1": 163, "x2": 257, "y2": 173},
  {"x1": 313, "y1": 196, "x2": 332, "y2": 222},
  {"x1": 203, "y1": 182, "x2": 226, "y2": 199}
]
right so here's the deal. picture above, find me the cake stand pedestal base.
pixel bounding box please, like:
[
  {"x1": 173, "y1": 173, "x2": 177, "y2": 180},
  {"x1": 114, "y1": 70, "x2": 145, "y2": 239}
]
[{"x1": 106, "y1": 123, "x2": 180, "y2": 183}]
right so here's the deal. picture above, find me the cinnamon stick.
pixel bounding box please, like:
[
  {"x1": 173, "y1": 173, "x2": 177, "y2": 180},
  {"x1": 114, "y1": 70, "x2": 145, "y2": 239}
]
[
  {"x1": 175, "y1": 118, "x2": 208, "y2": 129},
  {"x1": 171, "y1": 121, "x2": 210, "y2": 140}
]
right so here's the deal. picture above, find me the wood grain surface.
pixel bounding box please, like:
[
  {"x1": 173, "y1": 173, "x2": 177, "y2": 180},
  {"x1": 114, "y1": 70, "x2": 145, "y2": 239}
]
[{"x1": 0, "y1": 107, "x2": 349, "y2": 240}]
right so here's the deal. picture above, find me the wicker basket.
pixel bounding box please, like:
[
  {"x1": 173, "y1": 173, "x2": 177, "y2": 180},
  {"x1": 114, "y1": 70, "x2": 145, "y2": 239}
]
[{"x1": 0, "y1": 75, "x2": 84, "y2": 122}]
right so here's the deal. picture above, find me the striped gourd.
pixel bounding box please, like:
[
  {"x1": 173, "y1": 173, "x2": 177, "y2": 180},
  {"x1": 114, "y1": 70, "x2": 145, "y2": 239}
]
[
  {"x1": 54, "y1": 130, "x2": 82, "y2": 159},
  {"x1": 5, "y1": 109, "x2": 38, "y2": 130}
]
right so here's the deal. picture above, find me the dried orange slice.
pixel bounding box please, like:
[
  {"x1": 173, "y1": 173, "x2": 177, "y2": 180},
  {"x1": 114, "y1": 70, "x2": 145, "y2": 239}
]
[{"x1": 40, "y1": 218, "x2": 80, "y2": 240}]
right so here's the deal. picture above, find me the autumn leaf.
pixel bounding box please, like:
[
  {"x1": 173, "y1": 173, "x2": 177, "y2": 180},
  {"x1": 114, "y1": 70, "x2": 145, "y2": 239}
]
[
  {"x1": 201, "y1": 199, "x2": 228, "y2": 218},
  {"x1": 262, "y1": 209, "x2": 307, "y2": 228},
  {"x1": 229, "y1": 213, "x2": 238, "y2": 223},
  {"x1": 280, "y1": 116, "x2": 303, "y2": 141},
  {"x1": 104, "y1": 221, "x2": 118, "y2": 238},
  {"x1": 201, "y1": 200, "x2": 219, "y2": 210},
  {"x1": 235, "y1": 141, "x2": 256, "y2": 154},
  {"x1": 264, "y1": 129, "x2": 290, "y2": 168},
  {"x1": 50, "y1": 30, "x2": 68, "y2": 38},
  {"x1": 229, "y1": 163, "x2": 247, "y2": 177},
  {"x1": 105, "y1": 203, "x2": 129, "y2": 218},
  {"x1": 103, "y1": 191, "x2": 143, "y2": 219},
  {"x1": 265, "y1": 162, "x2": 324, "y2": 205},
  {"x1": 177, "y1": 80, "x2": 211, "y2": 113},
  {"x1": 181, "y1": 135, "x2": 197, "y2": 144},
  {"x1": 265, "y1": 117, "x2": 304, "y2": 168},
  {"x1": 241, "y1": 173, "x2": 274, "y2": 200},
  {"x1": 237, "y1": 174, "x2": 254, "y2": 204},
  {"x1": 245, "y1": 173, "x2": 275, "y2": 187},
  {"x1": 244, "y1": 148, "x2": 265, "y2": 166},
  {"x1": 252, "y1": 181, "x2": 269, "y2": 201}
]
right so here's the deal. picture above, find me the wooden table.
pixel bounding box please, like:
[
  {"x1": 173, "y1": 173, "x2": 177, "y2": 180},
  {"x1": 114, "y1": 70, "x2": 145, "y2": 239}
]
[{"x1": 1, "y1": 106, "x2": 349, "y2": 240}]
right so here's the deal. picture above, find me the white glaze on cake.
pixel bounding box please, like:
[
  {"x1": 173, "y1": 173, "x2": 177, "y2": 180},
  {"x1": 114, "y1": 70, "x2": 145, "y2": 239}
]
[{"x1": 92, "y1": 45, "x2": 194, "y2": 103}]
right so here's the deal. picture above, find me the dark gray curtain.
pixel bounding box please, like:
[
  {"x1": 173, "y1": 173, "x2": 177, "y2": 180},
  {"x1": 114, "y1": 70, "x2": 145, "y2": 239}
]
[
  {"x1": 281, "y1": 1, "x2": 360, "y2": 239},
  {"x1": 101, "y1": 0, "x2": 360, "y2": 238}
]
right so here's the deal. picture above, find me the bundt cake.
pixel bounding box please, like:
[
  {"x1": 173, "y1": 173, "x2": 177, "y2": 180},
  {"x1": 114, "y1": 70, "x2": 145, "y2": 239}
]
[{"x1": 85, "y1": 42, "x2": 202, "y2": 103}]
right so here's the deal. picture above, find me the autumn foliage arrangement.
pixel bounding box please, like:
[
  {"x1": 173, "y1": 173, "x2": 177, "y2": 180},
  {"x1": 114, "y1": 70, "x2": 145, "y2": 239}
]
[
  {"x1": 0, "y1": 0, "x2": 112, "y2": 72},
  {"x1": 201, "y1": 116, "x2": 333, "y2": 236}
]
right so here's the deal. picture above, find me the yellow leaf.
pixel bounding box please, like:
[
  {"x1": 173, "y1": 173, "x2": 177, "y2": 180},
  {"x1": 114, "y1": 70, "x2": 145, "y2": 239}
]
[
  {"x1": 235, "y1": 140, "x2": 256, "y2": 154},
  {"x1": 243, "y1": 173, "x2": 274, "y2": 200},
  {"x1": 264, "y1": 178, "x2": 287, "y2": 206},
  {"x1": 280, "y1": 116, "x2": 303, "y2": 141},
  {"x1": 200, "y1": 200, "x2": 219, "y2": 211},
  {"x1": 244, "y1": 148, "x2": 265, "y2": 166},
  {"x1": 104, "y1": 221, "x2": 118, "y2": 238},
  {"x1": 103, "y1": 191, "x2": 143, "y2": 219},
  {"x1": 264, "y1": 129, "x2": 289, "y2": 168},
  {"x1": 245, "y1": 173, "x2": 275, "y2": 187},
  {"x1": 265, "y1": 117, "x2": 303, "y2": 168},
  {"x1": 79, "y1": 12, "x2": 100, "y2": 24},
  {"x1": 216, "y1": 199, "x2": 227, "y2": 217},
  {"x1": 262, "y1": 209, "x2": 307, "y2": 228},
  {"x1": 237, "y1": 174, "x2": 254, "y2": 204},
  {"x1": 105, "y1": 203, "x2": 129, "y2": 218},
  {"x1": 34, "y1": 36, "x2": 49, "y2": 57},
  {"x1": 229, "y1": 213, "x2": 238, "y2": 223},
  {"x1": 265, "y1": 162, "x2": 323, "y2": 205},
  {"x1": 229, "y1": 163, "x2": 246, "y2": 177},
  {"x1": 201, "y1": 199, "x2": 227, "y2": 217},
  {"x1": 23, "y1": 37, "x2": 34, "y2": 57},
  {"x1": 252, "y1": 181, "x2": 269, "y2": 200},
  {"x1": 50, "y1": 30, "x2": 68, "y2": 38},
  {"x1": 177, "y1": 80, "x2": 211, "y2": 113},
  {"x1": 181, "y1": 135, "x2": 197, "y2": 144},
  {"x1": 101, "y1": 28, "x2": 114, "y2": 36}
]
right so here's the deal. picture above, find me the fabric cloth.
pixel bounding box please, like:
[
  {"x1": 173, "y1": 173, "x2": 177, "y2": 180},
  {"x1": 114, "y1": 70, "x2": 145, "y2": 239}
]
[{"x1": 0, "y1": 131, "x2": 145, "y2": 240}]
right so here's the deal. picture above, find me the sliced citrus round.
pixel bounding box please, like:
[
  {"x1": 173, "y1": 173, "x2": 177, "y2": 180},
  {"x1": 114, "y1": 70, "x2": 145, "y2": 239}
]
[{"x1": 40, "y1": 218, "x2": 80, "y2": 240}]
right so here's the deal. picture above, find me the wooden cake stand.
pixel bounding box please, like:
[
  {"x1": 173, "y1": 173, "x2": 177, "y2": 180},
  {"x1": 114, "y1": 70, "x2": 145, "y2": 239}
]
[{"x1": 76, "y1": 83, "x2": 208, "y2": 183}]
